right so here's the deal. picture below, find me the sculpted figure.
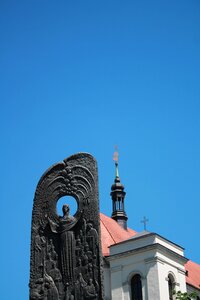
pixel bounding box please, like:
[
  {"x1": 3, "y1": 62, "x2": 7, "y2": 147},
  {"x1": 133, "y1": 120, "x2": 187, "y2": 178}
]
[
  {"x1": 84, "y1": 278, "x2": 98, "y2": 299},
  {"x1": 34, "y1": 231, "x2": 46, "y2": 277},
  {"x1": 48, "y1": 204, "x2": 77, "y2": 286},
  {"x1": 44, "y1": 274, "x2": 59, "y2": 300},
  {"x1": 87, "y1": 223, "x2": 98, "y2": 254},
  {"x1": 49, "y1": 261, "x2": 62, "y2": 294},
  {"x1": 75, "y1": 273, "x2": 87, "y2": 300},
  {"x1": 47, "y1": 239, "x2": 58, "y2": 261},
  {"x1": 30, "y1": 281, "x2": 44, "y2": 300},
  {"x1": 59, "y1": 204, "x2": 76, "y2": 285}
]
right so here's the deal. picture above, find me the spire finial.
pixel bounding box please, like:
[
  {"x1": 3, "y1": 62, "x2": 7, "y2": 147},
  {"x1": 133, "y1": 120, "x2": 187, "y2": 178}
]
[{"x1": 113, "y1": 145, "x2": 119, "y2": 178}]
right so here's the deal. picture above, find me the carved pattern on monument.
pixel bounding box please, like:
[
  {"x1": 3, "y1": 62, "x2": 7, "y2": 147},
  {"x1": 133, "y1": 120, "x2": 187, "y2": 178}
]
[{"x1": 30, "y1": 153, "x2": 104, "y2": 300}]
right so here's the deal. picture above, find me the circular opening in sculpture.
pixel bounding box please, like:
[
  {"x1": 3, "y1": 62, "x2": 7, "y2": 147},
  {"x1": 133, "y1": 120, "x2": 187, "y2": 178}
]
[{"x1": 57, "y1": 195, "x2": 78, "y2": 217}]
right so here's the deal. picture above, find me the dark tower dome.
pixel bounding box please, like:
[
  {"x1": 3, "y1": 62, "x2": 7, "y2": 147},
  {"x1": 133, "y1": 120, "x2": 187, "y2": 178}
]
[{"x1": 111, "y1": 149, "x2": 128, "y2": 230}]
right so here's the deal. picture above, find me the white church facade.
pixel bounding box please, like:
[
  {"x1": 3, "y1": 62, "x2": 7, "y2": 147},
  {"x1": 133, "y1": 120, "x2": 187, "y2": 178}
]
[{"x1": 100, "y1": 160, "x2": 200, "y2": 300}]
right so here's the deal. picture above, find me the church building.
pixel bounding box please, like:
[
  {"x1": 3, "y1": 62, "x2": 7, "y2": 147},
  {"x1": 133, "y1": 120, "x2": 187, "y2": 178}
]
[{"x1": 100, "y1": 157, "x2": 200, "y2": 300}]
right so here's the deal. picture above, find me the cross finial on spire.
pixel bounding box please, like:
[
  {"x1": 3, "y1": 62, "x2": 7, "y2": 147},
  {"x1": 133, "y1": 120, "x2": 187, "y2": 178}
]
[
  {"x1": 113, "y1": 145, "x2": 119, "y2": 178},
  {"x1": 141, "y1": 216, "x2": 149, "y2": 231},
  {"x1": 113, "y1": 145, "x2": 119, "y2": 163}
]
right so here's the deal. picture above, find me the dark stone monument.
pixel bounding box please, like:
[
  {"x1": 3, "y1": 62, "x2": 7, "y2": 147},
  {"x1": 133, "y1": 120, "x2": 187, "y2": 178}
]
[{"x1": 29, "y1": 153, "x2": 104, "y2": 300}]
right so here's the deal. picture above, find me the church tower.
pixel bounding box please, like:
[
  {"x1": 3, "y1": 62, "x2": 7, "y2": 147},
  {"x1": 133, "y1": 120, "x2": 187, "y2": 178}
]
[{"x1": 111, "y1": 148, "x2": 128, "y2": 229}]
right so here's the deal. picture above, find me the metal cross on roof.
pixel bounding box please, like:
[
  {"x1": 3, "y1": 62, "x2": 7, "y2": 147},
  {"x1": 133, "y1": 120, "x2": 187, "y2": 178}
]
[{"x1": 141, "y1": 216, "x2": 149, "y2": 231}]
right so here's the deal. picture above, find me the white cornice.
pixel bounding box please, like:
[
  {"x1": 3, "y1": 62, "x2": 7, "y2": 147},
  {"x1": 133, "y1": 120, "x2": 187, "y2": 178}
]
[{"x1": 106, "y1": 243, "x2": 188, "y2": 266}]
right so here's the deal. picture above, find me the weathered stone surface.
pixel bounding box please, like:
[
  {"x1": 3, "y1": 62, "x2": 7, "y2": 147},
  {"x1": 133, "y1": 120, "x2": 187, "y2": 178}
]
[{"x1": 30, "y1": 153, "x2": 104, "y2": 300}]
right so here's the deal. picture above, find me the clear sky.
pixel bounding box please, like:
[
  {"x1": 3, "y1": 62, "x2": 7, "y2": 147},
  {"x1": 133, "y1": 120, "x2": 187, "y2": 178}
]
[{"x1": 1, "y1": 1, "x2": 200, "y2": 299}]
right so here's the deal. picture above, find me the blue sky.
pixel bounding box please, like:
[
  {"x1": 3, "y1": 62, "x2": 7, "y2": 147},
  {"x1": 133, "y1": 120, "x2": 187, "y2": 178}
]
[{"x1": 1, "y1": 1, "x2": 200, "y2": 299}]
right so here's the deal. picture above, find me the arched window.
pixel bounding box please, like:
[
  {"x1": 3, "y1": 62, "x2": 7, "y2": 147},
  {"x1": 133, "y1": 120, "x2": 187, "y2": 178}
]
[
  {"x1": 131, "y1": 274, "x2": 143, "y2": 300},
  {"x1": 168, "y1": 274, "x2": 175, "y2": 300}
]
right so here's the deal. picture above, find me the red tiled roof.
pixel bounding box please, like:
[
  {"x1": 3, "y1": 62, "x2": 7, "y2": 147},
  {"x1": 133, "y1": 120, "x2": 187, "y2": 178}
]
[
  {"x1": 185, "y1": 260, "x2": 200, "y2": 290},
  {"x1": 100, "y1": 212, "x2": 200, "y2": 291},
  {"x1": 100, "y1": 212, "x2": 137, "y2": 256}
]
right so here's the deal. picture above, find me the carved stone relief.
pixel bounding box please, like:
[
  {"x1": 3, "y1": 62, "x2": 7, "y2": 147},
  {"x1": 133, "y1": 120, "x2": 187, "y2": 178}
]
[{"x1": 30, "y1": 153, "x2": 104, "y2": 300}]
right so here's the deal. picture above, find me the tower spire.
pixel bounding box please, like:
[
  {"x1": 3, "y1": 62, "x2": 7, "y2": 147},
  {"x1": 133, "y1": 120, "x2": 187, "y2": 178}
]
[{"x1": 111, "y1": 147, "x2": 128, "y2": 230}]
